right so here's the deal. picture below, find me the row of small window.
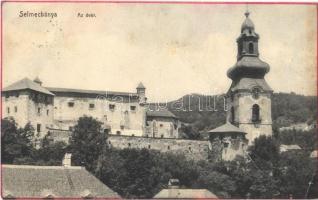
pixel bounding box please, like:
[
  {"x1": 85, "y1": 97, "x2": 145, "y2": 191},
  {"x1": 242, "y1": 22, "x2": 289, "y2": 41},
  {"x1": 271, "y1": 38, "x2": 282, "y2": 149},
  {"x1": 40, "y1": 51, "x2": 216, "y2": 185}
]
[
  {"x1": 6, "y1": 106, "x2": 18, "y2": 114},
  {"x1": 37, "y1": 108, "x2": 50, "y2": 116},
  {"x1": 6, "y1": 106, "x2": 50, "y2": 116},
  {"x1": 67, "y1": 102, "x2": 137, "y2": 111}
]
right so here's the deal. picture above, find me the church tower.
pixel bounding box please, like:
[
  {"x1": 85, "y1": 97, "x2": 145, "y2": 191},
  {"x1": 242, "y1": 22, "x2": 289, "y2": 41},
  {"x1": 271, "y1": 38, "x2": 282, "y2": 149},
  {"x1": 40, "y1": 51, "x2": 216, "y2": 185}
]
[{"x1": 226, "y1": 11, "x2": 273, "y2": 144}]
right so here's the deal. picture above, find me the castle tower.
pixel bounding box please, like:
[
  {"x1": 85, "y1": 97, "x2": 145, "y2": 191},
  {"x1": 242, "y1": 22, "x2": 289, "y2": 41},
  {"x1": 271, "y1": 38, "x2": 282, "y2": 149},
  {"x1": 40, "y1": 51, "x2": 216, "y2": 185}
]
[
  {"x1": 136, "y1": 82, "x2": 146, "y2": 105},
  {"x1": 226, "y1": 11, "x2": 273, "y2": 145}
]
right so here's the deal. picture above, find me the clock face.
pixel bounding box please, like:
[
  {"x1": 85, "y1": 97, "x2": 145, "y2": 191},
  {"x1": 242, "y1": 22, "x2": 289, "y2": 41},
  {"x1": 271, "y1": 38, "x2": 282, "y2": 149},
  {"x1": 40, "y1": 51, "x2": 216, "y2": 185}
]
[{"x1": 252, "y1": 87, "x2": 261, "y2": 99}]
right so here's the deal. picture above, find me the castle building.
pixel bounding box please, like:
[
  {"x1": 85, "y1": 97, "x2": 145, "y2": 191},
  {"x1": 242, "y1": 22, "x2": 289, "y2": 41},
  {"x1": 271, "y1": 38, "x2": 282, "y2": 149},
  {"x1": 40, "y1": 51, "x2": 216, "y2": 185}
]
[
  {"x1": 226, "y1": 11, "x2": 273, "y2": 144},
  {"x1": 2, "y1": 78, "x2": 179, "y2": 143}
]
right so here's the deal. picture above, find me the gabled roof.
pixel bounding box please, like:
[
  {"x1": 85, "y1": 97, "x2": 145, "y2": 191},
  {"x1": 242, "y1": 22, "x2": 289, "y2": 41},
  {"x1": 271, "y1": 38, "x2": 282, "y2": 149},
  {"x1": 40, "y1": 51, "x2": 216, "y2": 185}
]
[
  {"x1": 136, "y1": 82, "x2": 145, "y2": 89},
  {"x1": 146, "y1": 105, "x2": 177, "y2": 119},
  {"x1": 146, "y1": 110, "x2": 177, "y2": 119},
  {"x1": 3, "y1": 78, "x2": 54, "y2": 96},
  {"x1": 46, "y1": 87, "x2": 138, "y2": 97},
  {"x1": 154, "y1": 189, "x2": 217, "y2": 199},
  {"x1": 208, "y1": 122, "x2": 246, "y2": 134},
  {"x1": 2, "y1": 165, "x2": 120, "y2": 198}
]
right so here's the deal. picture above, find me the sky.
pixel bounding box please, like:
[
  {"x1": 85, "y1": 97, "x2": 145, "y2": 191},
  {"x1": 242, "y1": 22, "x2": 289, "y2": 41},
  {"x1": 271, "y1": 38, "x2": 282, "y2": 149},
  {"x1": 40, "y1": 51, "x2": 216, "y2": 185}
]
[{"x1": 2, "y1": 3, "x2": 317, "y2": 102}]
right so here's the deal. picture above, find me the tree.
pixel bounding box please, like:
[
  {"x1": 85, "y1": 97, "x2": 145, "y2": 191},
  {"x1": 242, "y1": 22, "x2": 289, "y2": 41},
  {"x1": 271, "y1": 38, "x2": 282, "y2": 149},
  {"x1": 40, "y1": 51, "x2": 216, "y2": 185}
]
[
  {"x1": 69, "y1": 116, "x2": 107, "y2": 171},
  {"x1": 277, "y1": 151, "x2": 316, "y2": 198},
  {"x1": 1, "y1": 118, "x2": 35, "y2": 163},
  {"x1": 35, "y1": 141, "x2": 68, "y2": 166}
]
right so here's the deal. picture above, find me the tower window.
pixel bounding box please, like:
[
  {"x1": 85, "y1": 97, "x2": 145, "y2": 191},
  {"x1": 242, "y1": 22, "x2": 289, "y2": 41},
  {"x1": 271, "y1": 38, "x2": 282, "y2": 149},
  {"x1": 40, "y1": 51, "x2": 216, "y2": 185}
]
[
  {"x1": 14, "y1": 106, "x2": 18, "y2": 113},
  {"x1": 89, "y1": 103, "x2": 95, "y2": 109},
  {"x1": 47, "y1": 109, "x2": 49, "y2": 116},
  {"x1": 231, "y1": 107, "x2": 235, "y2": 123},
  {"x1": 248, "y1": 43, "x2": 254, "y2": 54},
  {"x1": 252, "y1": 104, "x2": 260, "y2": 123},
  {"x1": 38, "y1": 108, "x2": 41, "y2": 115},
  {"x1": 7, "y1": 107, "x2": 10, "y2": 114},
  {"x1": 68, "y1": 102, "x2": 74, "y2": 107}
]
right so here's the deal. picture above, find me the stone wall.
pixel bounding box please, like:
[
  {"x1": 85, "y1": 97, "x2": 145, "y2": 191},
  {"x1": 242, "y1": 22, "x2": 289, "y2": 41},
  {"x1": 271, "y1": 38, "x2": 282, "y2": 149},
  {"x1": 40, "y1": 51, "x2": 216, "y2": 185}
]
[{"x1": 108, "y1": 135, "x2": 211, "y2": 161}]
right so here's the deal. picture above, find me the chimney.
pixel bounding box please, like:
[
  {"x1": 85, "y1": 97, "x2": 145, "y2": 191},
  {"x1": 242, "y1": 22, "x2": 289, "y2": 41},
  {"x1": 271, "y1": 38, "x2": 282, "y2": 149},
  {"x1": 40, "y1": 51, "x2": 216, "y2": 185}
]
[
  {"x1": 168, "y1": 179, "x2": 180, "y2": 189},
  {"x1": 62, "y1": 153, "x2": 72, "y2": 167}
]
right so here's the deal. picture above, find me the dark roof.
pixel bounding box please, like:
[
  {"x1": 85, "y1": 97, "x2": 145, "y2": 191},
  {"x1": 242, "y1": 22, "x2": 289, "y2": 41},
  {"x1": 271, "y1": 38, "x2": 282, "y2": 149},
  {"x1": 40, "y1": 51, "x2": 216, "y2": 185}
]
[
  {"x1": 229, "y1": 78, "x2": 272, "y2": 93},
  {"x1": 154, "y1": 189, "x2": 217, "y2": 198},
  {"x1": 208, "y1": 123, "x2": 246, "y2": 134},
  {"x1": 227, "y1": 57, "x2": 270, "y2": 81},
  {"x1": 2, "y1": 165, "x2": 120, "y2": 198},
  {"x1": 3, "y1": 78, "x2": 54, "y2": 96},
  {"x1": 136, "y1": 82, "x2": 145, "y2": 89},
  {"x1": 146, "y1": 106, "x2": 177, "y2": 119},
  {"x1": 46, "y1": 87, "x2": 138, "y2": 97}
]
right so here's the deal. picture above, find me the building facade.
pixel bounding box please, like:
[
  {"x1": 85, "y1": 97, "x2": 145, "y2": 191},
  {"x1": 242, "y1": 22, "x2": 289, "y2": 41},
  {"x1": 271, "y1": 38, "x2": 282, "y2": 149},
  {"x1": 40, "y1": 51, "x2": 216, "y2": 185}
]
[{"x1": 2, "y1": 78, "x2": 179, "y2": 141}]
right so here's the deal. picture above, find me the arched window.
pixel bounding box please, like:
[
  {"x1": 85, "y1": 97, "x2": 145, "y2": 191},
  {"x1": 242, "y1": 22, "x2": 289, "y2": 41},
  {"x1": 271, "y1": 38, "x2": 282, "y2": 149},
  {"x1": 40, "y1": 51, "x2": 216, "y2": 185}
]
[
  {"x1": 248, "y1": 43, "x2": 254, "y2": 54},
  {"x1": 252, "y1": 104, "x2": 260, "y2": 122},
  {"x1": 231, "y1": 107, "x2": 235, "y2": 123}
]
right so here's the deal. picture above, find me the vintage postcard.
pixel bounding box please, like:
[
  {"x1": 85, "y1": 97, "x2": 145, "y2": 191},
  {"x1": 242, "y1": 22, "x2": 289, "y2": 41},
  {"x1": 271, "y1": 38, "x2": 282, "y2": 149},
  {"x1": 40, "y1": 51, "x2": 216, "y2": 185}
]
[{"x1": 1, "y1": 1, "x2": 317, "y2": 199}]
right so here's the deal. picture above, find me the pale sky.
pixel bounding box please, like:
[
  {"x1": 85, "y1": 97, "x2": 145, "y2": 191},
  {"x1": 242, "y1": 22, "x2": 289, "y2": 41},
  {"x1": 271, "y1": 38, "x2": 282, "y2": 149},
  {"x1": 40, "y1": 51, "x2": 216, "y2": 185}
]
[{"x1": 2, "y1": 3, "x2": 317, "y2": 102}]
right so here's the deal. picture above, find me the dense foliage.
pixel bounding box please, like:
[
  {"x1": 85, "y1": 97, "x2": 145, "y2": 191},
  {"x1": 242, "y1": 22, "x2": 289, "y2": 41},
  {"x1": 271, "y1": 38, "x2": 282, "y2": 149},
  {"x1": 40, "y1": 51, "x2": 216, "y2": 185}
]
[
  {"x1": 1, "y1": 118, "x2": 68, "y2": 165},
  {"x1": 2, "y1": 92, "x2": 317, "y2": 199},
  {"x1": 69, "y1": 116, "x2": 108, "y2": 171}
]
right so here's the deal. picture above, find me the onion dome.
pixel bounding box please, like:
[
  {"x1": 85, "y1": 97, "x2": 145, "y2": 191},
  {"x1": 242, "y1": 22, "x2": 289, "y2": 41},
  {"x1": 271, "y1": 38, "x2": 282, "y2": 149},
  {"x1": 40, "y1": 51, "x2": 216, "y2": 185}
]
[{"x1": 241, "y1": 11, "x2": 255, "y2": 32}]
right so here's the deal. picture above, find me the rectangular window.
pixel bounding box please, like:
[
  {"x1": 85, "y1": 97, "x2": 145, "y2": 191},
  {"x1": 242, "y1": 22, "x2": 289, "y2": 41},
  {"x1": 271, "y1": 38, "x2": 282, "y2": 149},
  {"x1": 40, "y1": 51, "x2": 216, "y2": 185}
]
[
  {"x1": 109, "y1": 104, "x2": 115, "y2": 111},
  {"x1": 89, "y1": 103, "x2": 95, "y2": 109},
  {"x1": 130, "y1": 106, "x2": 136, "y2": 111},
  {"x1": 37, "y1": 124, "x2": 41, "y2": 133},
  {"x1": 7, "y1": 107, "x2": 10, "y2": 114},
  {"x1": 47, "y1": 109, "x2": 49, "y2": 116},
  {"x1": 14, "y1": 106, "x2": 17, "y2": 113},
  {"x1": 38, "y1": 108, "x2": 41, "y2": 115},
  {"x1": 68, "y1": 102, "x2": 74, "y2": 107}
]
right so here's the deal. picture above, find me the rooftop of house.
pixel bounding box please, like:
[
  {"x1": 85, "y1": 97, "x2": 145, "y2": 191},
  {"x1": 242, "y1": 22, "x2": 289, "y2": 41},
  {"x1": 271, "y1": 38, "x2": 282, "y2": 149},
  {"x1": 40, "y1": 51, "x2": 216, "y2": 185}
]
[
  {"x1": 279, "y1": 144, "x2": 302, "y2": 153},
  {"x1": 153, "y1": 188, "x2": 217, "y2": 199},
  {"x1": 2, "y1": 78, "x2": 54, "y2": 96},
  {"x1": 146, "y1": 105, "x2": 177, "y2": 119},
  {"x1": 2, "y1": 77, "x2": 139, "y2": 97},
  {"x1": 46, "y1": 87, "x2": 138, "y2": 97},
  {"x1": 2, "y1": 164, "x2": 120, "y2": 198},
  {"x1": 208, "y1": 122, "x2": 246, "y2": 134}
]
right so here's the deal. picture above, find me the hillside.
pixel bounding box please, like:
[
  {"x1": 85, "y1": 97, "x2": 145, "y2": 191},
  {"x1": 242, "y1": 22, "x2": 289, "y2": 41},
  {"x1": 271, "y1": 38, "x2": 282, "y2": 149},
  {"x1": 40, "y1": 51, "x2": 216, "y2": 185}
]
[{"x1": 154, "y1": 92, "x2": 316, "y2": 138}]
